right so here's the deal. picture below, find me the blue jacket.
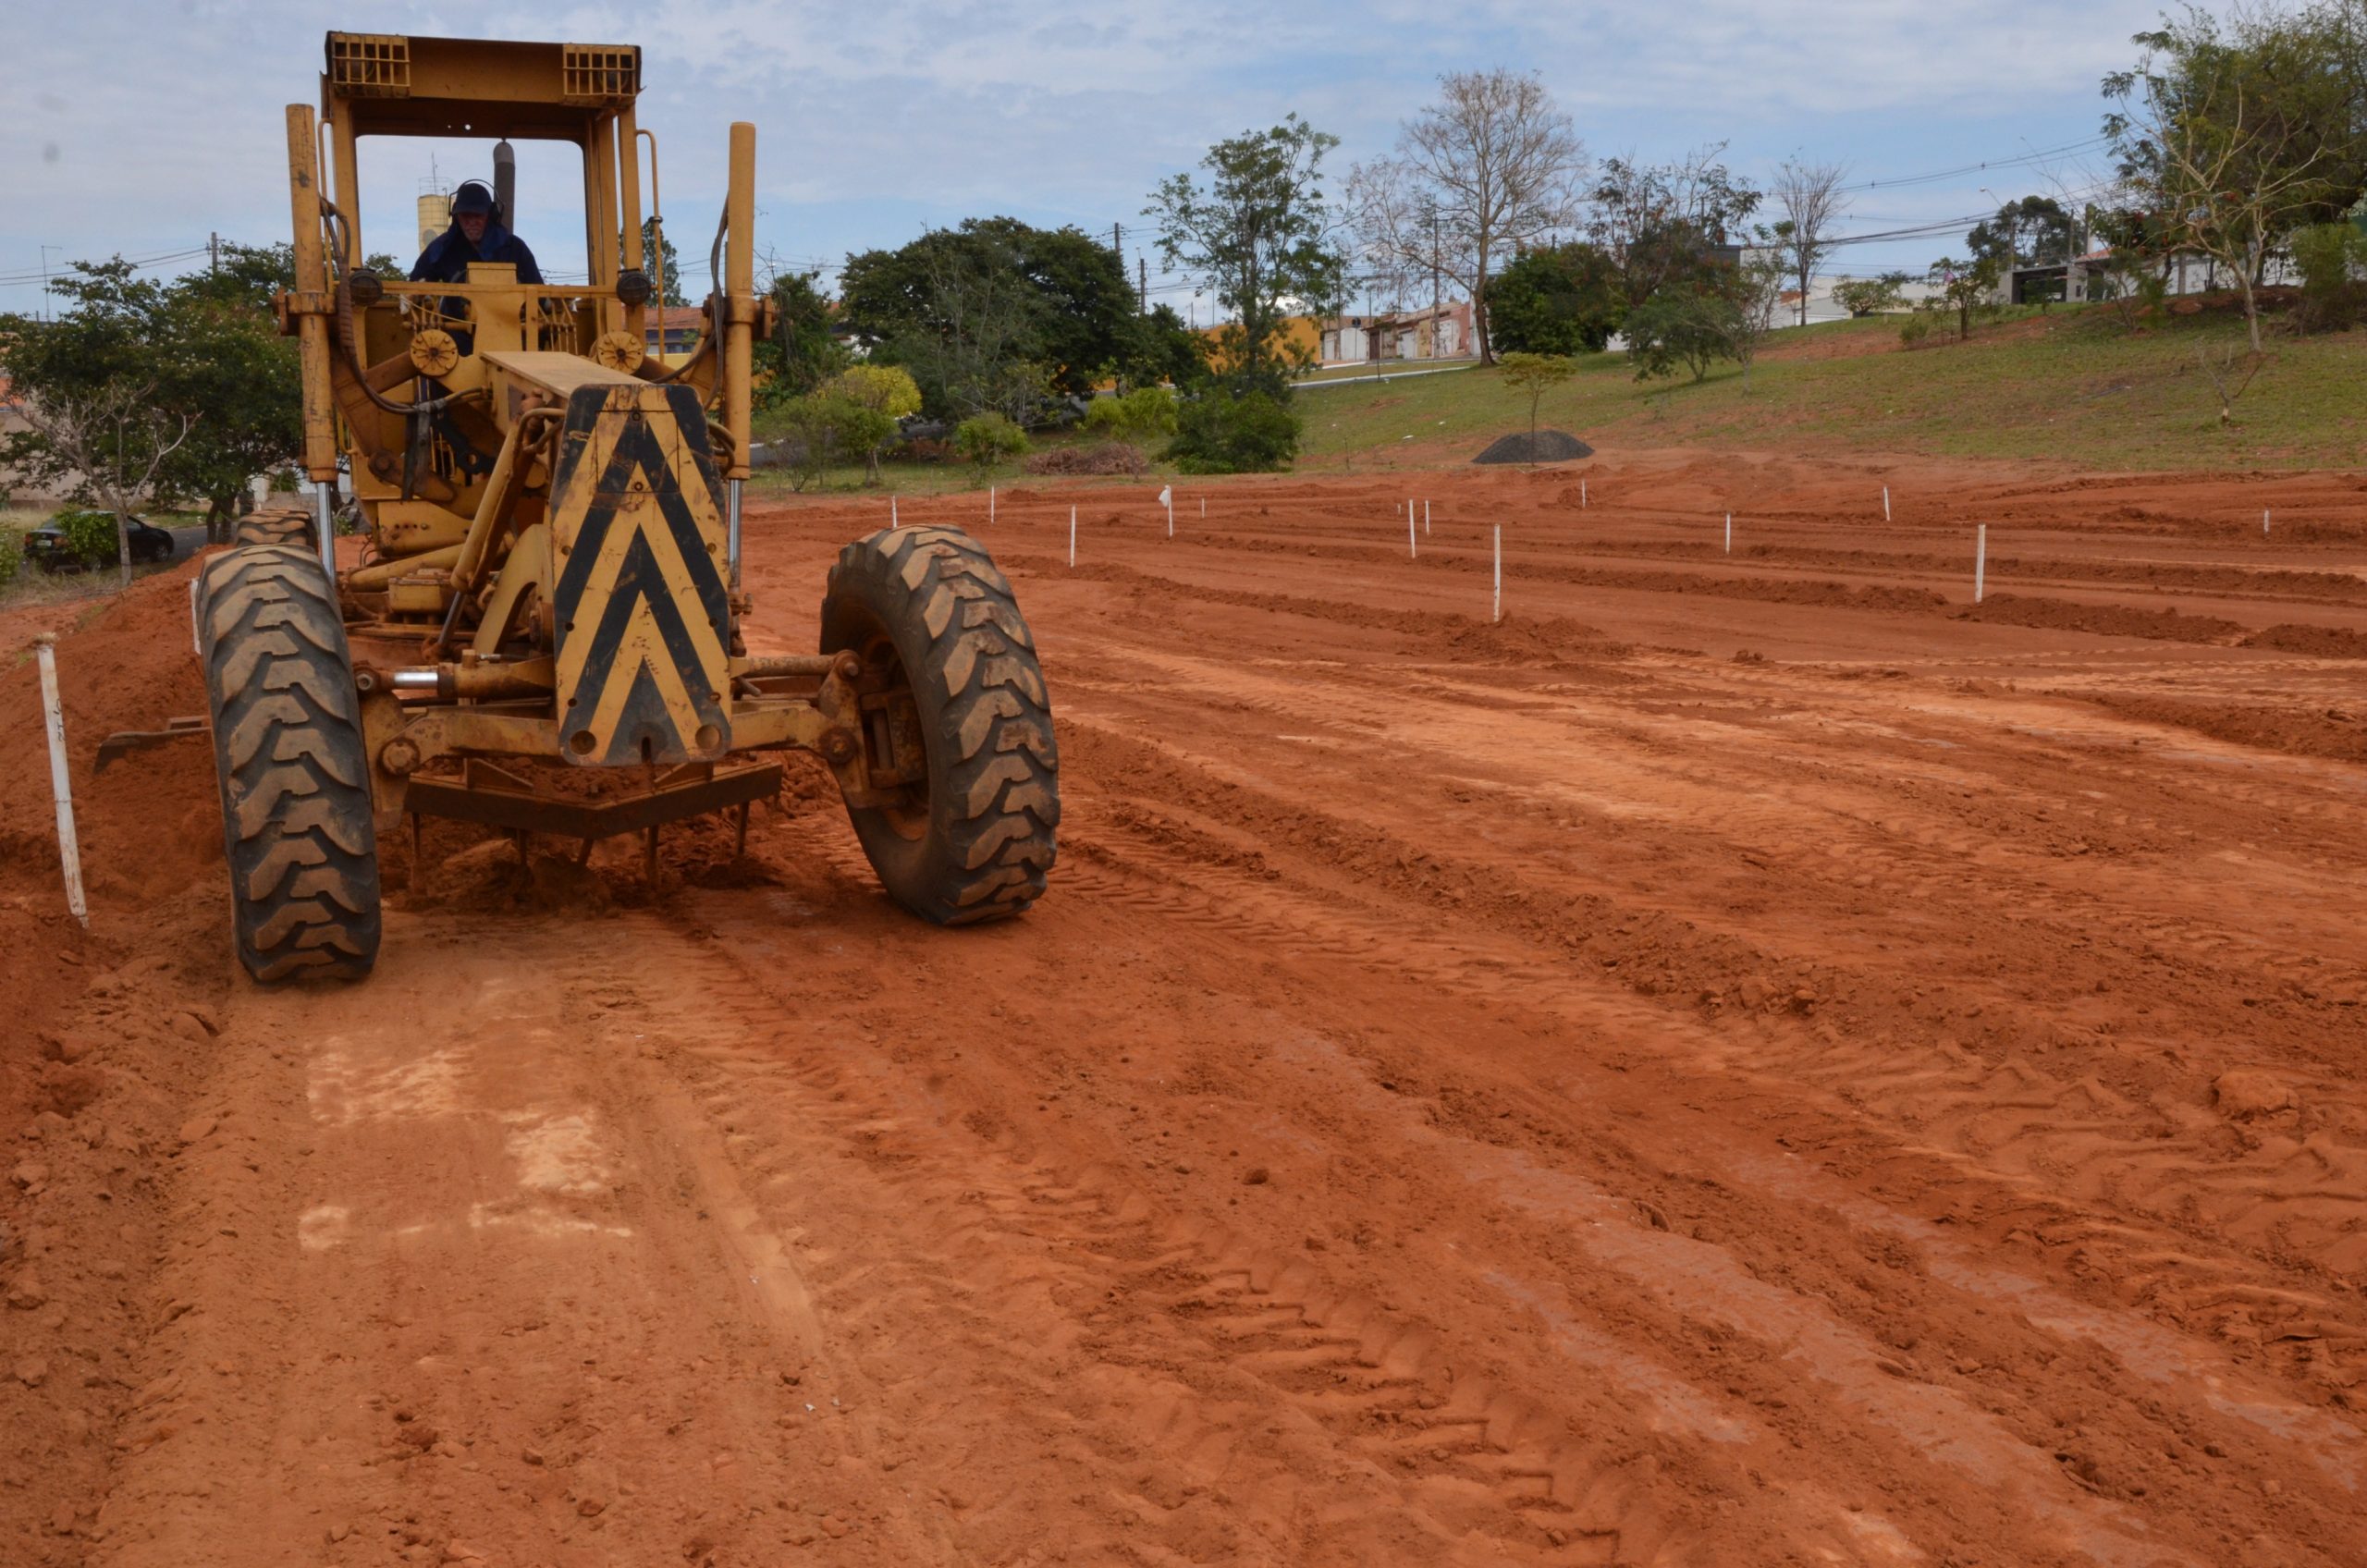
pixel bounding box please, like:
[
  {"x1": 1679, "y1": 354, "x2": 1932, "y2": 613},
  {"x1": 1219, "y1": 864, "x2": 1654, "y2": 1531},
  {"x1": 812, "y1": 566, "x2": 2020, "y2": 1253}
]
[{"x1": 409, "y1": 219, "x2": 544, "y2": 286}]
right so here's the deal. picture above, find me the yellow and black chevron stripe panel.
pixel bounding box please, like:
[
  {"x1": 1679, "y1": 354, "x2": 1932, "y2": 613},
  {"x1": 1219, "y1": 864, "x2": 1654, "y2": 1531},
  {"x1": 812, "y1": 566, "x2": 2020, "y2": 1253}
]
[{"x1": 547, "y1": 386, "x2": 732, "y2": 766}]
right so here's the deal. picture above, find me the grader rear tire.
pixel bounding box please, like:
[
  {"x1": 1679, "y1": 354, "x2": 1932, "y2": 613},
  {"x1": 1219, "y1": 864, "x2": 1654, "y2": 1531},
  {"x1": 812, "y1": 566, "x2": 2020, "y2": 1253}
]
[
  {"x1": 821, "y1": 525, "x2": 1059, "y2": 924},
  {"x1": 233, "y1": 505, "x2": 316, "y2": 552},
  {"x1": 197, "y1": 545, "x2": 381, "y2": 981}
]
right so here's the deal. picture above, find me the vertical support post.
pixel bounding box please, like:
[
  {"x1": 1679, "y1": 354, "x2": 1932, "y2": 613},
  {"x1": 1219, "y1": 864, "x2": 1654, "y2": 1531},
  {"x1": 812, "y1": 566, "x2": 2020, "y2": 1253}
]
[
  {"x1": 1409, "y1": 505, "x2": 1417, "y2": 558},
  {"x1": 285, "y1": 105, "x2": 337, "y2": 494},
  {"x1": 1581, "y1": 479, "x2": 1588, "y2": 508},
  {"x1": 1724, "y1": 512, "x2": 1732, "y2": 555},
  {"x1": 1883, "y1": 485, "x2": 1891, "y2": 522},
  {"x1": 2263, "y1": 508, "x2": 2271, "y2": 535},
  {"x1": 988, "y1": 486, "x2": 995, "y2": 526},
  {"x1": 33, "y1": 637, "x2": 88, "y2": 930},
  {"x1": 1492, "y1": 525, "x2": 1502, "y2": 624},
  {"x1": 1974, "y1": 523, "x2": 1988, "y2": 603},
  {"x1": 1424, "y1": 498, "x2": 1430, "y2": 535},
  {"x1": 327, "y1": 112, "x2": 361, "y2": 271},
  {"x1": 890, "y1": 495, "x2": 899, "y2": 528},
  {"x1": 616, "y1": 107, "x2": 644, "y2": 347},
  {"x1": 726, "y1": 478, "x2": 743, "y2": 590},
  {"x1": 722, "y1": 121, "x2": 756, "y2": 484},
  {"x1": 1069, "y1": 506, "x2": 1076, "y2": 567}
]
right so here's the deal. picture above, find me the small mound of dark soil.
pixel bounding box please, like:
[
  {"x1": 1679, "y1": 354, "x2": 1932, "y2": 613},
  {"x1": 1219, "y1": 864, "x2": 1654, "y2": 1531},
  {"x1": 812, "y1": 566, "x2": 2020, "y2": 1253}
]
[
  {"x1": 1473, "y1": 430, "x2": 1593, "y2": 465},
  {"x1": 2243, "y1": 623, "x2": 2367, "y2": 660}
]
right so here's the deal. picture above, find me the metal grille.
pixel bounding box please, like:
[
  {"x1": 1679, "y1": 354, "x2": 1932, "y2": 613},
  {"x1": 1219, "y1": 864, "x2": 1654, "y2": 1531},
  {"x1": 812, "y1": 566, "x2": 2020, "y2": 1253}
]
[
  {"x1": 534, "y1": 301, "x2": 581, "y2": 356},
  {"x1": 327, "y1": 33, "x2": 410, "y2": 97},
  {"x1": 560, "y1": 45, "x2": 639, "y2": 105}
]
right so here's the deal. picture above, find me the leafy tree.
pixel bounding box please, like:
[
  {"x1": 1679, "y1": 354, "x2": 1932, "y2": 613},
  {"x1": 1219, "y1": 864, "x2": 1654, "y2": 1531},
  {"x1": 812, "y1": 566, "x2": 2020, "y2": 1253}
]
[
  {"x1": 1147, "y1": 116, "x2": 1347, "y2": 389},
  {"x1": 1831, "y1": 273, "x2": 1911, "y2": 316},
  {"x1": 1967, "y1": 195, "x2": 2078, "y2": 270},
  {"x1": 640, "y1": 218, "x2": 687, "y2": 306},
  {"x1": 756, "y1": 267, "x2": 846, "y2": 401},
  {"x1": 2104, "y1": 8, "x2": 2355, "y2": 350},
  {"x1": 1623, "y1": 288, "x2": 1741, "y2": 385},
  {"x1": 2, "y1": 254, "x2": 297, "y2": 556},
  {"x1": 1483, "y1": 243, "x2": 1625, "y2": 354},
  {"x1": 840, "y1": 218, "x2": 1137, "y2": 404},
  {"x1": 1128, "y1": 303, "x2": 1208, "y2": 388},
  {"x1": 1494, "y1": 352, "x2": 1576, "y2": 451},
  {"x1": 1924, "y1": 255, "x2": 2000, "y2": 340},
  {"x1": 766, "y1": 393, "x2": 861, "y2": 492},
  {"x1": 1346, "y1": 69, "x2": 1585, "y2": 363},
  {"x1": 952, "y1": 412, "x2": 1028, "y2": 478},
  {"x1": 1165, "y1": 387, "x2": 1300, "y2": 473},
  {"x1": 823, "y1": 365, "x2": 921, "y2": 482},
  {"x1": 1587, "y1": 147, "x2": 1762, "y2": 309}
]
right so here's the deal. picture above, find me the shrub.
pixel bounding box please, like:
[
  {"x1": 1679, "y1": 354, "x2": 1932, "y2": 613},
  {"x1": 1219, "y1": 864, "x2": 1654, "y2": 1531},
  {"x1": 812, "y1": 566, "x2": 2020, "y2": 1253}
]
[
  {"x1": 1164, "y1": 388, "x2": 1300, "y2": 474},
  {"x1": 952, "y1": 412, "x2": 1029, "y2": 478},
  {"x1": 2290, "y1": 223, "x2": 2364, "y2": 334},
  {"x1": 54, "y1": 508, "x2": 121, "y2": 563},
  {"x1": 1897, "y1": 312, "x2": 1933, "y2": 349},
  {"x1": 1082, "y1": 386, "x2": 1180, "y2": 442},
  {"x1": 1832, "y1": 274, "x2": 1909, "y2": 317},
  {"x1": 765, "y1": 394, "x2": 889, "y2": 493}
]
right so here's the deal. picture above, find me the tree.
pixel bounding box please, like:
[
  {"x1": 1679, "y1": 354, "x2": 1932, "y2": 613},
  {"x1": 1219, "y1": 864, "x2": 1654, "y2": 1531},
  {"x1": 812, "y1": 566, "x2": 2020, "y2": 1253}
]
[
  {"x1": 1623, "y1": 288, "x2": 1741, "y2": 384},
  {"x1": 641, "y1": 217, "x2": 687, "y2": 306},
  {"x1": 757, "y1": 265, "x2": 845, "y2": 400},
  {"x1": 1347, "y1": 69, "x2": 1585, "y2": 364},
  {"x1": 1768, "y1": 158, "x2": 1849, "y2": 327},
  {"x1": 822, "y1": 364, "x2": 921, "y2": 482},
  {"x1": 1587, "y1": 147, "x2": 1763, "y2": 309},
  {"x1": 1483, "y1": 243, "x2": 1626, "y2": 354},
  {"x1": 2, "y1": 253, "x2": 303, "y2": 545},
  {"x1": 2104, "y1": 8, "x2": 2353, "y2": 351},
  {"x1": 1924, "y1": 255, "x2": 2000, "y2": 340},
  {"x1": 840, "y1": 219, "x2": 1138, "y2": 404},
  {"x1": 1128, "y1": 303, "x2": 1208, "y2": 388},
  {"x1": 10, "y1": 382, "x2": 190, "y2": 586},
  {"x1": 1147, "y1": 115, "x2": 1346, "y2": 389},
  {"x1": 1831, "y1": 272, "x2": 1911, "y2": 316},
  {"x1": 1494, "y1": 352, "x2": 1576, "y2": 452},
  {"x1": 1966, "y1": 195, "x2": 2078, "y2": 270},
  {"x1": 952, "y1": 412, "x2": 1028, "y2": 478}
]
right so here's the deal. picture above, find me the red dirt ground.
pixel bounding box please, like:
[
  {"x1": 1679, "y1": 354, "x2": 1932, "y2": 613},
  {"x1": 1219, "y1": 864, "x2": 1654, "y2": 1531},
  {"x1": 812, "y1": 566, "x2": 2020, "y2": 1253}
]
[{"x1": 5, "y1": 447, "x2": 2367, "y2": 1566}]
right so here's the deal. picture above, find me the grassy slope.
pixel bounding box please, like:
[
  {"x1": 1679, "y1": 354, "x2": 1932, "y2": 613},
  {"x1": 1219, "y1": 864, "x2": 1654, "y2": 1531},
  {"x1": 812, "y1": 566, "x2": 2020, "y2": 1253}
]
[{"x1": 1296, "y1": 300, "x2": 2367, "y2": 473}]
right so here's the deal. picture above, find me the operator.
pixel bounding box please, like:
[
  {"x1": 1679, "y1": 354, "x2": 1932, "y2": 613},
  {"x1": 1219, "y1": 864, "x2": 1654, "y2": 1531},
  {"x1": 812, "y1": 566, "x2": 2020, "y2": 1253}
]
[{"x1": 410, "y1": 180, "x2": 543, "y2": 287}]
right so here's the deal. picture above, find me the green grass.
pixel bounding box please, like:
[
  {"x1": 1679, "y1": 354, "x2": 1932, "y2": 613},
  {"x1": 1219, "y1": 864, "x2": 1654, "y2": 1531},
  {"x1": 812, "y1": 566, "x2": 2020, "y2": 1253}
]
[{"x1": 1296, "y1": 300, "x2": 2367, "y2": 472}]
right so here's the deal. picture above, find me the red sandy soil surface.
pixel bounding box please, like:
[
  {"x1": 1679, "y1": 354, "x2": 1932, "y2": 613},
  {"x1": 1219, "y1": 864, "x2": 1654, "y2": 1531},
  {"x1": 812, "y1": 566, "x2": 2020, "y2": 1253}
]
[{"x1": 4, "y1": 447, "x2": 2367, "y2": 1567}]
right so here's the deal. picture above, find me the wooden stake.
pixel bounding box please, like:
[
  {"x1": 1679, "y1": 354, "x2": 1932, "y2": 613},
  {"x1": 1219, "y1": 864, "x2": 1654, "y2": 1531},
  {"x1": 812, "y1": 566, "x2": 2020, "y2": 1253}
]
[
  {"x1": 1492, "y1": 524, "x2": 1502, "y2": 623},
  {"x1": 34, "y1": 636, "x2": 88, "y2": 928},
  {"x1": 2263, "y1": 508, "x2": 2271, "y2": 535},
  {"x1": 1724, "y1": 512, "x2": 1732, "y2": 554},
  {"x1": 890, "y1": 495, "x2": 899, "y2": 528},
  {"x1": 1581, "y1": 479, "x2": 1588, "y2": 508},
  {"x1": 1883, "y1": 485, "x2": 1891, "y2": 522},
  {"x1": 1069, "y1": 505, "x2": 1076, "y2": 567},
  {"x1": 1409, "y1": 504, "x2": 1417, "y2": 558},
  {"x1": 1974, "y1": 523, "x2": 1988, "y2": 603},
  {"x1": 1424, "y1": 498, "x2": 1431, "y2": 534},
  {"x1": 988, "y1": 486, "x2": 995, "y2": 526}
]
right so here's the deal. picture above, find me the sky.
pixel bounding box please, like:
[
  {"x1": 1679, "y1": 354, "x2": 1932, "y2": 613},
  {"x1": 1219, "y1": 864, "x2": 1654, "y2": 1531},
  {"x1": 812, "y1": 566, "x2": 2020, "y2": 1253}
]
[{"x1": 0, "y1": 0, "x2": 2176, "y2": 313}]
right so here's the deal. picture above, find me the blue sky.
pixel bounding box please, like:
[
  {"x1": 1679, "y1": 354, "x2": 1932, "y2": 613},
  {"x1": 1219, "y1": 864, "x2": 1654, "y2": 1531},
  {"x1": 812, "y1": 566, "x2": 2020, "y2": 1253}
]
[{"x1": 0, "y1": 0, "x2": 2172, "y2": 309}]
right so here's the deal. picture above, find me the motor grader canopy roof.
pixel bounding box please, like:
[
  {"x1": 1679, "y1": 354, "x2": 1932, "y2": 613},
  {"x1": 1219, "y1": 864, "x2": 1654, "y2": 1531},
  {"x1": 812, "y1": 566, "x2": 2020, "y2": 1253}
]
[{"x1": 324, "y1": 31, "x2": 640, "y2": 141}]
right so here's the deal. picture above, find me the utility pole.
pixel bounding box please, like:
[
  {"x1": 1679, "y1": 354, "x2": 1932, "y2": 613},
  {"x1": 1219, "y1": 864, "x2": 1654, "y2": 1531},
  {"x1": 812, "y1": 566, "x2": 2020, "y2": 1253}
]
[
  {"x1": 39, "y1": 245, "x2": 59, "y2": 321},
  {"x1": 1138, "y1": 256, "x2": 1147, "y2": 313},
  {"x1": 1429, "y1": 211, "x2": 1441, "y2": 358},
  {"x1": 210, "y1": 232, "x2": 220, "y2": 276}
]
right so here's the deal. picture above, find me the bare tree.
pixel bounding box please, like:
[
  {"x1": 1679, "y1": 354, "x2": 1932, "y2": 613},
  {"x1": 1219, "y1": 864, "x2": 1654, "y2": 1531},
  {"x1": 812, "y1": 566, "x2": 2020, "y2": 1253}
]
[
  {"x1": 1769, "y1": 158, "x2": 1849, "y2": 326},
  {"x1": 1349, "y1": 69, "x2": 1583, "y2": 365},
  {"x1": 13, "y1": 384, "x2": 191, "y2": 587}
]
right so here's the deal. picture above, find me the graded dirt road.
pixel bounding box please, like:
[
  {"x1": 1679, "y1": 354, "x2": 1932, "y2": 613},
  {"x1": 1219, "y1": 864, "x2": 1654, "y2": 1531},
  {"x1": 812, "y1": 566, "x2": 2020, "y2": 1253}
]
[{"x1": 4, "y1": 450, "x2": 2365, "y2": 1566}]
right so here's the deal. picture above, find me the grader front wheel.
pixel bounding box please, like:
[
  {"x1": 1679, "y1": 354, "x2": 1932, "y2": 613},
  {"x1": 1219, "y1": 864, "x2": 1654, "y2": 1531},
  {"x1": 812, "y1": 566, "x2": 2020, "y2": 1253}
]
[
  {"x1": 821, "y1": 526, "x2": 1059, "y2": 924},
  {"x1": 198, "y1": 545, "x2": 382, "y2": 981}
]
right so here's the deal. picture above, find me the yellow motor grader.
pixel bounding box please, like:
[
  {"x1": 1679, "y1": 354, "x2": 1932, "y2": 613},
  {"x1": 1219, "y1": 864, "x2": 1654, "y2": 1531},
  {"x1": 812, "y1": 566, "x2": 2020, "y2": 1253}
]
[{"x1": 183, "y1": 32, "x2": 1056, "y2": 980}]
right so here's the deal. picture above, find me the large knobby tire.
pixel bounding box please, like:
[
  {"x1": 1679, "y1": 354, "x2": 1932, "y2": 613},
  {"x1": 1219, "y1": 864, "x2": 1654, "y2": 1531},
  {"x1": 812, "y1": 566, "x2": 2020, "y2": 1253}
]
[
  {"x1": 198, "y1": 545, "x2": 381, "y2": 981},
  {"x1": 233, "y1": 505, "x2": 316, "y2": 551},
  {"x1": 821, "y1": 525, "x2": 1058, "y2": 924}
]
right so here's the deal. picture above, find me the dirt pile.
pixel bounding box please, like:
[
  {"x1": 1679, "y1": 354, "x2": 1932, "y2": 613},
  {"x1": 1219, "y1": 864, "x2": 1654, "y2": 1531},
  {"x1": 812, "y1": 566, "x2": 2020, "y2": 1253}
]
[{"x1": 1473, "y1": 429, "x2": 1592, "y2": 464}]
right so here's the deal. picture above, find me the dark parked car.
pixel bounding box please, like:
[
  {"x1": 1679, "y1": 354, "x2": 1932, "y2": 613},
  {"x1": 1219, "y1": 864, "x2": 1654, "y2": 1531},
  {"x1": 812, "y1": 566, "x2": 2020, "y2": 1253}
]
[{"x1": 20, "y1": 513, "x2": 176, "y2": 573}]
